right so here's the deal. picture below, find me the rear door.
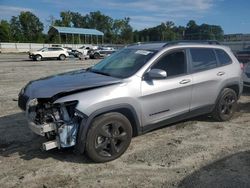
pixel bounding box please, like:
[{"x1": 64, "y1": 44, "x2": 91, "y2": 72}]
[{"x1": 188, "y1": 48, "x2": 229, "y2": 110}]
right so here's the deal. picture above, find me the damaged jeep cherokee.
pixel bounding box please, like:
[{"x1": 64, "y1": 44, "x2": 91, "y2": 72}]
[{"x1": 18, "y1": 41, "x2": 243, "y2": 162}]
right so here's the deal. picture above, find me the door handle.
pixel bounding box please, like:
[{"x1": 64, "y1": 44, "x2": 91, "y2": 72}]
[
  {"x1": 179, "y1": 79, "x2": 191, "y2": 84},
  {"x1": 217, "y1": 71, "x2": 225, "y2": 76}
]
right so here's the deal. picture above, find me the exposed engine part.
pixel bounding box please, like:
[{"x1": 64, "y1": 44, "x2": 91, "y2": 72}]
[
  {"x1": 43, "y1": 140, "x2": 59, "y2": 150},
  {"x1": 26, "y1": 99, "x2": 80, "y2": 150}
]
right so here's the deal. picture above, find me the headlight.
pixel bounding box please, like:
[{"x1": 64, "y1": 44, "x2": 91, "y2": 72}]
[
  {"x1": 20, "y1": 87, "x2": 25, "y2": 95},
  {"x1": 27, "y1": 98, "x2": 38, "y2": 107}
]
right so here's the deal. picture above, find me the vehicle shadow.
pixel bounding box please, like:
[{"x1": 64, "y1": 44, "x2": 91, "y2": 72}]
[
  {"x1": 178, "y1": 150, "x2": 250, "y2": 188},
  {"x1": 0, "y1": 112, "x2": 92, "y2": 164},
  {"x1": 194, "y1": 89, "x2": 250, "y2": 122},
  {"x1": 242, "y1": 87, "x2": 250, "y2": 96}
]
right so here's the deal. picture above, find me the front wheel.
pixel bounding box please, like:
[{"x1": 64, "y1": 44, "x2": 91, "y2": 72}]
[
  {"x1": 93, "y1": 53, "x2": 100, "y2": 59},
  {"x1": 211, "y1": 88, "x2": 237, "y2": 121},
  {"x1": 35, "y1": 55, "x2": 42, "y2": 61},
  {"x1": 85, "y1": 112, "x2": 132, "y2": 162},
  {"x1": 59, "y1": 54, "x2": 66, "y2": 60}
]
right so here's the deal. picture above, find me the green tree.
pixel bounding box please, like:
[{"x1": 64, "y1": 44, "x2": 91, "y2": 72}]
[
  {"x1": 120, "y1": 17, "x2": 133, "y2": 44},
  {"x1": 19, "y1": 11, "x2": 44, "y2": 42},
  {"x1": 0, "y1": 20, "x2": 10, "y2": 42},
  {"x1": 10, "y1": 16, "x2": 23, "y2": 42},
  {"x1": 70, "y1": 12, "x2": 87, "y2": 28},
  {"x1": 60, "y1": 11, "x2": 72, "y2": 27},
  {"x1": 85, "y1": 11, "x2": 113, "y2": 42}
]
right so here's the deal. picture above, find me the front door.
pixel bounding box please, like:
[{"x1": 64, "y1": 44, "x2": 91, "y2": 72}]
[{"x1": 140, "y1": 49, "x2": 192, "y2": 126}]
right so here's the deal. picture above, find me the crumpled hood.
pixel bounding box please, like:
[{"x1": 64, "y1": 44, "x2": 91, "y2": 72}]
[{"x1": 23, "y1": 69, "x2": 122, "y2": 99}]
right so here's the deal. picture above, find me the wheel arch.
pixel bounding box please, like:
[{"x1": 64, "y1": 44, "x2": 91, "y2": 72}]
[
  {"x1": 76, "y1": 104, "x2": 141, "y2": 153},
  {"x1": 222, "y1": 81, "x2": 241, "y2": 99},
  {"x1": 211, "y1": 82, "x2": 241, "y2": 112},
  {"x1": 226, "y1": 84, "x2": 240, "y2": 98}
]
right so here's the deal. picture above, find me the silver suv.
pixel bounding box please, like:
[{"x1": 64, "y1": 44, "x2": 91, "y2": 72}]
[{"x1": 18, "y1": 41, "x2": 243, "y2": 162}]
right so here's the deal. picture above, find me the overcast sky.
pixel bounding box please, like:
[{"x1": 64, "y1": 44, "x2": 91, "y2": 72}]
[{"x1": 0, "y1": 0, "x2": 249, "y2": 34}]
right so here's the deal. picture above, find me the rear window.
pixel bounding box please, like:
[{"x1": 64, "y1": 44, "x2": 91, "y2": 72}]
[
  {"x1": 190, "y1": 48, "x2": 217, "y2": 72},
  {"x1": 215, "y1": 49, "x2": 232, "y2": 65}
]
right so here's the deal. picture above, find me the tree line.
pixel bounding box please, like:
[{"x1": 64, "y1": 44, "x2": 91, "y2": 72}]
[{"x1": 0, "y1": 11, "x2": 224, "y2": 44}]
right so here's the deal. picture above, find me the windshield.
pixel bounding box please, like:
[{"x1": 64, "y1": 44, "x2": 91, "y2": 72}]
[
  {"x1": 89, "y1": 48, "x2": 156, "y2": 78},
  {"x1": 37, "y1": 47, "x2": 47, "y2": 51}
]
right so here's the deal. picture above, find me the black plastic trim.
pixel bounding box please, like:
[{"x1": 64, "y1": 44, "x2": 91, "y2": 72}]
[{"x1": 142, "y1": 104, "x2": 214, "y2": 133}]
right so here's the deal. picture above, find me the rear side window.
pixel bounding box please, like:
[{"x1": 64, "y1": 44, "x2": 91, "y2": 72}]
[
  {"x1": 215, "y1": 49, "x2": 232, "y2": 65},
  {"x1": 48, "y1": 48, "x2": 62, "y2": 51},
  {"x1": 190, "y1": 48, "x2": 217, "y2": 72}
]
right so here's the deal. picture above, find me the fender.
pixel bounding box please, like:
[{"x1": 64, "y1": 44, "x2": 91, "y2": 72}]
[{"x1": 76, "y1": 104, "x2": 142, "y2": 153}]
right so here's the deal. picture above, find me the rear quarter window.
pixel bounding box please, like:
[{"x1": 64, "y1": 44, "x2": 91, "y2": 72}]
[
  {"x1": 190, "y1": 48, "x2": 217, "y2": 72},
  {"x1": 215, "y1": 49, "x2": 232, "y2": 66}
]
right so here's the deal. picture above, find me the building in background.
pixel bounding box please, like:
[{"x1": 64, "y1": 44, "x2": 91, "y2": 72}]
[{"x1": 224, "y1": 33, "x2": 250, "y2": 41}]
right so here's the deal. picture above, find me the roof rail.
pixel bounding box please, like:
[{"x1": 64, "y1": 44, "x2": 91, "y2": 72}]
[
  {"x1": 125, "y1": 41, "x2": 161, "y2": 47},
  {"x1": 125, "y1": 40, "x2": 221, "y2": 48},
  {"x1": 162, "y1": 40, "x2": 220, "y2": 47}
]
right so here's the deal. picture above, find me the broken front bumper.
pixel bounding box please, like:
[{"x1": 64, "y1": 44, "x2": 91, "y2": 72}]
[
  {"x1": 25, "y1": 99, "x2": 79, "y2": 150},
  {"x1": 28, "y1": 121, "x2": 56, "y2": 136}
]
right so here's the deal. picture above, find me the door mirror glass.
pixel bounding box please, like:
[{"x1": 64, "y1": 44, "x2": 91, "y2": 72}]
[{"x1": 146, "y1": 69, "x2": 167, "y2": 79}]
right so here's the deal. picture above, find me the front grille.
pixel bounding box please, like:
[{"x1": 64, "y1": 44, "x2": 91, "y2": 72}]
[{"x1": 18, "y1": 94, "x2": 29, "y2": 111}]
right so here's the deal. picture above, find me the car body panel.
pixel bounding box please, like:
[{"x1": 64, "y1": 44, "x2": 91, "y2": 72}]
[
  {"x1": 140, "y1": 74, "x2": 192, "y2": 126},
  {"x1": 22, "y1": 69, "x2": 122, "y2": 100}
]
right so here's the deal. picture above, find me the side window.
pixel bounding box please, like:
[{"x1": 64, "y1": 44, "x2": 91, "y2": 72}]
[
  {"x1": 190, "y1": 48, "x2": 217, "y2": 72},
  {"x1": 152, "y1": 50, "x2": 187, "y2": 77},
  {"x1": 215, "y1": 49, "x2": 232, "y2": 65}
]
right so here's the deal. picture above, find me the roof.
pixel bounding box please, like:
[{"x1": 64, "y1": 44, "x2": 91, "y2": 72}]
[
  {"x1": 49, "y1": 26, "x2": 104, "y2": 36},
  {"x1": 127, "y1": 40, "x2": 221, "y2": 50},
  {"x1": 128, "y1": 42, "x2": 166, "y2": 50}
]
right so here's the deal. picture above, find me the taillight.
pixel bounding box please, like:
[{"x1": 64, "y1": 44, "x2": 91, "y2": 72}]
[
  {"x1": 240, "y1": 63, "x2": 244, "y2": 70},
  {"x1": 240, "y1": 63, "x2": 247, "y2": 70}
]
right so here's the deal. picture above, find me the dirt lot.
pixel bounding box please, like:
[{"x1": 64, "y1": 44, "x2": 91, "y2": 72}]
[{"x1": 0, "y1": 53, "x2": 250, "y2": 188}]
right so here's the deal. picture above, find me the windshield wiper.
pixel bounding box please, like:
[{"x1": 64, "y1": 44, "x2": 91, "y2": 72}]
[{"x1": 89, "y1": 69, "x2": 111, "y2": 76}]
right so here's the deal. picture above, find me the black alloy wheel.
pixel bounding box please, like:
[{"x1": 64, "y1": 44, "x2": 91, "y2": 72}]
[
  {"x1": 85, "y1": 112, "x2": 132, "y2": 162},
  {"x1": 212, "y1": 88, "x2": 237, "y2": 121}
]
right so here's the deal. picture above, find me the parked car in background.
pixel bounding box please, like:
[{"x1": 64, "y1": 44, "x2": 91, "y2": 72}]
[
  {"x1": 236, "y1": 50, "x2": 250, "y2": 64},
  {"x1": 19, "y1": 41, "x2": 242, "y2": 162},
  {"x1": 74, "y1": 45, "x2": 98, "y2": 58},
  {"x1": 241, "y1": 62, "x2": 250, "y2": 87},
  {"x1": 63, "y1": 47, "x2": 74, "y2": 56},
  {"x1": 29, "y1": 47, "x2": 69, "y2": 61},
  {"x1": 89, "y1": 46, "x2": 116, "y2": 59}
]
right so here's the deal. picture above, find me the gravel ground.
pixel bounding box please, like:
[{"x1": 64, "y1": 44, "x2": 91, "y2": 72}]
[{"x1": 0, "y1": 53, "x2": 250, "y2": 188}]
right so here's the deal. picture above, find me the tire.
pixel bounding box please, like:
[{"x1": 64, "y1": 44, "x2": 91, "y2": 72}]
[
  {"x1": 35, "y1": 55, "x2": 42, "y2": 61},
  {"x1": 211, "y1": 88, "x2": 237, "y2": 121},
  {"x1": 59, "y1": 54, "x2": 66, "y2": 60},
  {"x1": 85, "y1": 112, "x2": 132, "y2": 162},
  {"x1": 93, "y1": 53, "x2": 100, "y2": 59}
]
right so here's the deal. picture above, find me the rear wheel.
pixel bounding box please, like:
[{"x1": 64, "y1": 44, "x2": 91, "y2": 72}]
[
  {"x1": 85, "y1": 112, "x2": 132, "y2": 162},
  {"x1": 212, "y1": 88, "x2": 237, "y2": 121},
  {"x1": 59, "y1": 54, "x2": 66, "y2": 60},
  {"x1": 93, "y1": 53, "x2": 100, "y2": 59},
  {"x1": 35, "y1": 55, "x2": 42, "y2": 61}
]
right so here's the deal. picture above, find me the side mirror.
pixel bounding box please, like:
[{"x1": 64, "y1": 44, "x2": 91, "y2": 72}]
[{"x1": 146, "y1": 69, "x2": 167, "y2": 79}]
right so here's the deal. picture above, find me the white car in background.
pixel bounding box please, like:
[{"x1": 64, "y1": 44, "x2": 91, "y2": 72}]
[
  {"x1": 29, "y1": 47, "x2": 69, "y2": 61},
  {"x1": 75, "y1": 45, "x2": 98, "y2": 57}
]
